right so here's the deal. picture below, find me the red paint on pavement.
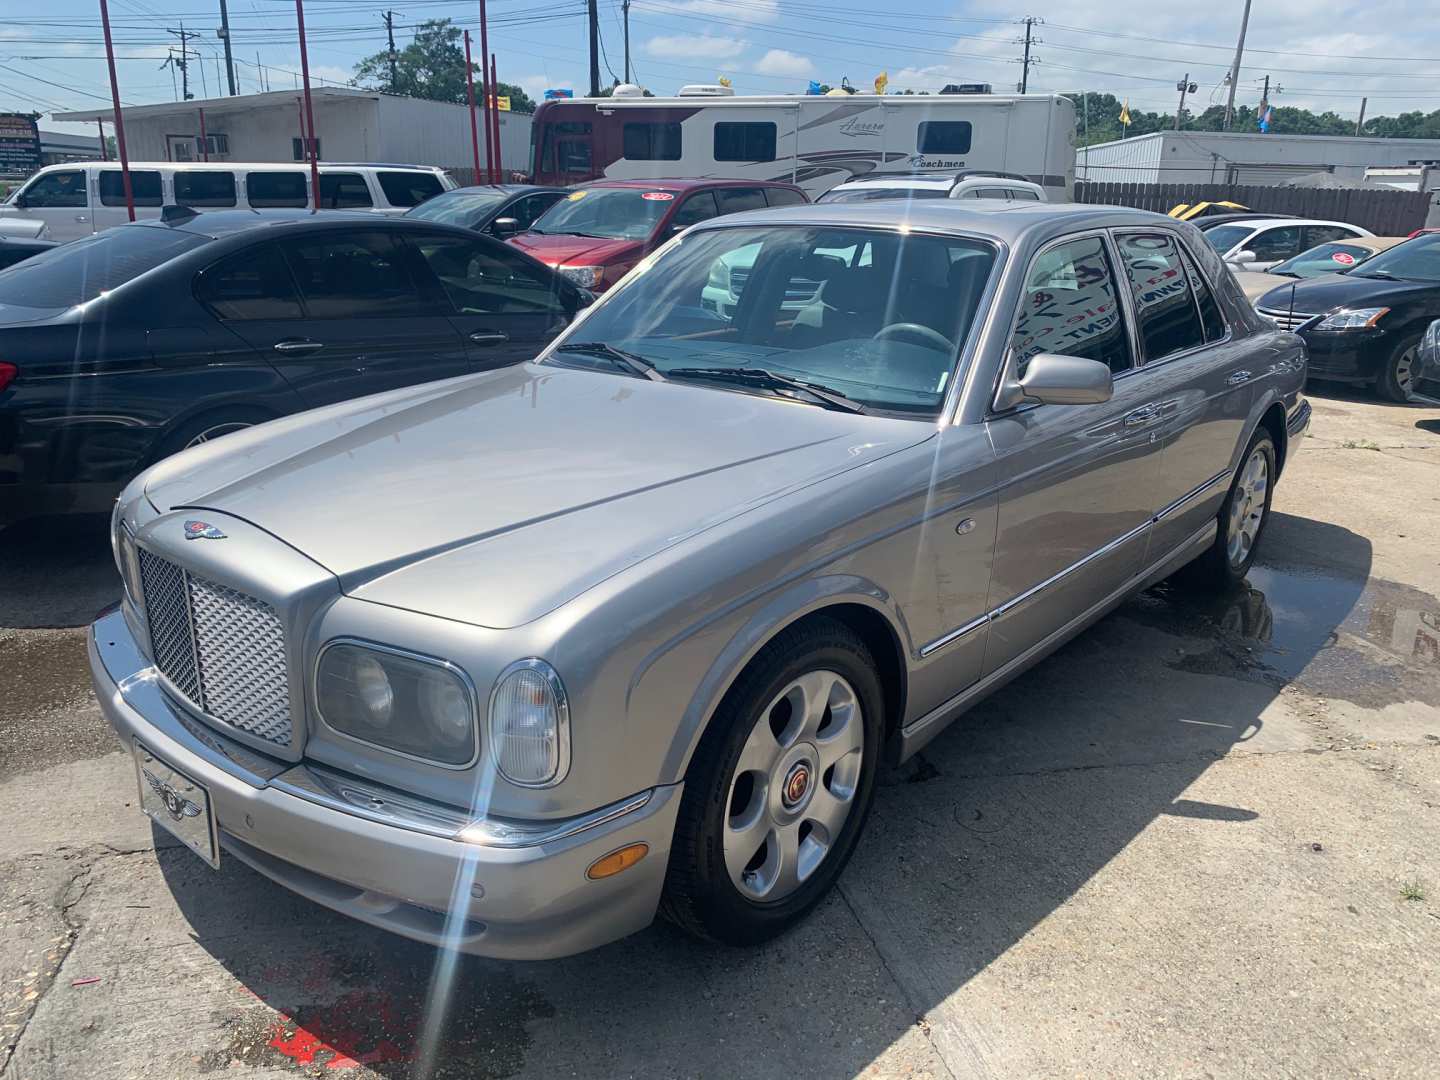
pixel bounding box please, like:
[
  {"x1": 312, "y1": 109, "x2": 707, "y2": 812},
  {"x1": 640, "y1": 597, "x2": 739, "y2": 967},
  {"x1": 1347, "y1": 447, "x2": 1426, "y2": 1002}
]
[{"x1": 266, "y1": 989, "x2": 417, "y2": 1070}]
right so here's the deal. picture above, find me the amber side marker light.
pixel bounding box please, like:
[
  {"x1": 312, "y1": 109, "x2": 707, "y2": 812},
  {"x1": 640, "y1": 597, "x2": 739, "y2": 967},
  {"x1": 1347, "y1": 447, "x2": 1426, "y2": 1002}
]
[{"x1": 586, "y1": 843, "x2": 649, "y2": 880}]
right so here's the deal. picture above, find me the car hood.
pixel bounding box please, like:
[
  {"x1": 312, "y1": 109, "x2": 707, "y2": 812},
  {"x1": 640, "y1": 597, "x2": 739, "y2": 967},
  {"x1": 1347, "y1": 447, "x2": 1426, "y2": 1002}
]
[
  {"x1": 1257, "y1": 273, "x2": 1440, "y2": 313},
  {"x1": 508, "y1": 232, "x2": 645, "y2": 267},
  {"x1": 1233, "y1": 270, "x2": 1288, "y2": 302},
  {"x1": 144, "y1": 365, "x2": 929, "y2": 629}
]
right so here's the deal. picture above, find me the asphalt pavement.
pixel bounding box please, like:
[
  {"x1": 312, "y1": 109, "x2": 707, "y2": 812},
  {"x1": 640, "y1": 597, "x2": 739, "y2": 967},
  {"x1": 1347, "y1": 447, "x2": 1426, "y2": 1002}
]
[{"x1": 1, "y1": 387, "x2": 1437, "y2": 1079}]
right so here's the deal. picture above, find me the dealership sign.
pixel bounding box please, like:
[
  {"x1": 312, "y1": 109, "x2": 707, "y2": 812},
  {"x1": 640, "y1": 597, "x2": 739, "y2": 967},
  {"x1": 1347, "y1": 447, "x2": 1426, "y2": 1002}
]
[{"x1": 0, "y1": 113, "x2": 41, "y2": 174}]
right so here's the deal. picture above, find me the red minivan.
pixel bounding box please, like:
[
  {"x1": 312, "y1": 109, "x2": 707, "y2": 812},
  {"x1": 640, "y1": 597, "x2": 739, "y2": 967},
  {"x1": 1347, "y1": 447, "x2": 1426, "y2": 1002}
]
[{"x1": 507, "y1": 178, "x2": 808, "y2": 293}]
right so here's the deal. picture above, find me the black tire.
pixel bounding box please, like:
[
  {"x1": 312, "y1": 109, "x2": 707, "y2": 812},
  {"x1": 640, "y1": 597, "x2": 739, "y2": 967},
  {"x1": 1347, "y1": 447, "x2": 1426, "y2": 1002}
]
[
  {"x1": 660, "y1": 616, "x2": 883, "y2": 946},
  {"x1": 1376, "y1": 334, "x2": 1422, "y2": 403},
  {"x1": 1175, "y1": 429, "x2": 1277, "y2": 590},
  {"x1": 152, "y1": 409, "x2": 270, "y2": 463}
]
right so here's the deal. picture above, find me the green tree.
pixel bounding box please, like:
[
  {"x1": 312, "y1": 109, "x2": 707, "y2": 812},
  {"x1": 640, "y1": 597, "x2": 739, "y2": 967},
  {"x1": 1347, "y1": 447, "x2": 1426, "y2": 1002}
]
[{"x1": 355, "y1": 19, "x2": 536, "y2": 113}]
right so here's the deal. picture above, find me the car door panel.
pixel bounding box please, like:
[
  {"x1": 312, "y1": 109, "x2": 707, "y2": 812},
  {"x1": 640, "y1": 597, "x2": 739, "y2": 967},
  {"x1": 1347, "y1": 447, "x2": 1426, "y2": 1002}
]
[{"x1": 16, "y1": 169, "x2": 92, "y2": 241}]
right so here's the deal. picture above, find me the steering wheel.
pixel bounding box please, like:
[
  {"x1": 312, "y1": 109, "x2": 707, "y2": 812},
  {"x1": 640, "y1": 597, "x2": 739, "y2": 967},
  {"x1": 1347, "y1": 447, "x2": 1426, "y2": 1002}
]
[{"x1": 873, "y1": 323, "x2": 954, "y2": 351}]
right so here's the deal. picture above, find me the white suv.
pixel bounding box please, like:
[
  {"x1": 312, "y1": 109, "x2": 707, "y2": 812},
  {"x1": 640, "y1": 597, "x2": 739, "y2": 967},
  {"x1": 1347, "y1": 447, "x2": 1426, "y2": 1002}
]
[{"x1": 816, "y1": 171, "x2": 1049, "y2": 204}]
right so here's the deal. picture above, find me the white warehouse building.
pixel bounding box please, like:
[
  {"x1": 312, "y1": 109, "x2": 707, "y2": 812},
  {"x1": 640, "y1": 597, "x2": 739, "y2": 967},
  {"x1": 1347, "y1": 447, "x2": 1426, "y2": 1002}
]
[
  {"x1": 54, "y1": 87, "x2": 531, "y2": 179},
  {"x1": 1076, "y1": 131, "x2": 1440, "y2": 186}
]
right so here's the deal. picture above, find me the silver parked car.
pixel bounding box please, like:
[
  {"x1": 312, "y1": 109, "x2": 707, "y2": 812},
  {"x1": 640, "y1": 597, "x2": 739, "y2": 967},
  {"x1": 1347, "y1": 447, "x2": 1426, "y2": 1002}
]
[{"x1": 91, "y1": 201, "x2": 1310, "y2": 959}]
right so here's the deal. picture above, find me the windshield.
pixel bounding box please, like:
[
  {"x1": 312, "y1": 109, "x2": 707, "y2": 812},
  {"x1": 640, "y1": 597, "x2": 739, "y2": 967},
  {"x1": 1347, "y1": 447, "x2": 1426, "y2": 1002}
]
[
  {"x1": 0, "y1": 225, "x2": 206, "y2": 310},
  {"x1": 1270, "y1": 242, "x2": 1376, "y2": 277},
  {"x1": 816, "y1": 187, "x2": 949, "y2": 204},
  {"x1": 530, "y1": 188, "x2": 672, "y2": 239},
  {"x1": 1349, "y1": 233, "x2": 1440, "y2": 283},
  {"x1": 405, "y1": 190, "x2": 508, "y2": 225},
  {"x1": 1204, "y1": 224, "x2": 1253, "y2": 253},
  {"x1": 543, "y1": 224, "x2": 997, "y2": 417}
]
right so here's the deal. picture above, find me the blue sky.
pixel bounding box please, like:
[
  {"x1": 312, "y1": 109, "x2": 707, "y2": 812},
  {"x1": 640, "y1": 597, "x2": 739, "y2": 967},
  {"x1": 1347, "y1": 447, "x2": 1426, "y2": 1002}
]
[{"x1": 5, "y1": 0, "x2": 1438, "y2": 138}]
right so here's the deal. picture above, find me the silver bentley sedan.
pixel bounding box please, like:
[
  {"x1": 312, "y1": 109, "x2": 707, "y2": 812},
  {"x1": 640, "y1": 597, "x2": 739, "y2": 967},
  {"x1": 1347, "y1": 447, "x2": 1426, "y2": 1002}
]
[{"x1": 90, "y1": 201, "x2": 1310, "y2": 959}]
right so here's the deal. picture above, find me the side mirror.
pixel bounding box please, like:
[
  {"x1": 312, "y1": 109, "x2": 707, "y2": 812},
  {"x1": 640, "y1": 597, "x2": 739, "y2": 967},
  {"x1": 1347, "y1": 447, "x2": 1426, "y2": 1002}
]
[
  {"x1": 996, "y1": 352, "x2": 1114, "y2": 410},
  {"x1": 12, "y1": 192, "x2": 28, "y2": 208},
  {"x1": 1227, "y1": 248, "x2": 1257, "y2": 264},
  {"x1": 490, "y1": 216, "x2": 521, "y2": 237}
]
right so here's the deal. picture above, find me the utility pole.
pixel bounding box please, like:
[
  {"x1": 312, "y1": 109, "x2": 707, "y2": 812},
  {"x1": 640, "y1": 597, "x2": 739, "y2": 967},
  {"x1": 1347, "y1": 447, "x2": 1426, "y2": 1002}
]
[
  {"x1": 1018, "y1": 16, "x2": 1039, "y2": 95},
  {"x1": 217, "y1": 0, "x2": 237, "y2": 94},
  {"x1": 478, "y1": 0, "x2": 494, "y2": 181},
  {"x1": 622, "y1": 0, "x2": 631, "y2": 84},
  {"x1": 1174, "y1": 73, "x2": 1196, "y2": 131},
  {"x1": 1222, "y1": 0, "x2": 1253, "y2": 131},
  {"x1": 384, "y1": 11, "x2": 398, "y2": 89},
  {"x1": 1356, "y1": 96, "x2": 1367, "y2": 136},
  {"x1": 587, "y1": 0, "x2": 600, "y2": 97},
  {"x1": 463, "y1": 30, "x2": 481, "y2": 181},
  {"x1": 166, "y1": 24, "x2": 199, "y2": 100}
]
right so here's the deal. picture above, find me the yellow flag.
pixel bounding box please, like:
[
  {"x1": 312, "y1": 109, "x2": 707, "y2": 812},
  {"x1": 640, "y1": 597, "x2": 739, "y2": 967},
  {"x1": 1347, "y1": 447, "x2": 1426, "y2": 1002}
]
[
  {"x1": 717, "y1": 74, "x2": 732, "y2": 88},
  {"x1": 1119, "y1": 99, "x2": 1132, "y2": 127},
  {"x1": 496, "y1": 95, "x2": 511, "y2": 111},
  {"x1": 874, "y1": 71, "x2": 888, "y2": 95}
]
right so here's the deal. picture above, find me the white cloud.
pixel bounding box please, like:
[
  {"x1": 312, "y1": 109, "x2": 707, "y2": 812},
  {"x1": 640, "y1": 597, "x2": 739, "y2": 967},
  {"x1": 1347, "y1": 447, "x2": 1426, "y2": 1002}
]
[
  {"x1": 641, "y1": 33, "x2": 747, "y2": 61},
  {"x1": 638, "y1": 0, "x2": 779, "y2": 22},
  {"x1": 753, "y1": 49, "x2": 815, "y2": 78}
]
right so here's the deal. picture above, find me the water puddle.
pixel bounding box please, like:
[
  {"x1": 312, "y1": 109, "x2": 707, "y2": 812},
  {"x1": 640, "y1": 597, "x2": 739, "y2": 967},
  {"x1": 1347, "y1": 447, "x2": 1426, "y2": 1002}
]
[{"x1": 1124, "y1": 561, "x2": 1440, "y2": 709}]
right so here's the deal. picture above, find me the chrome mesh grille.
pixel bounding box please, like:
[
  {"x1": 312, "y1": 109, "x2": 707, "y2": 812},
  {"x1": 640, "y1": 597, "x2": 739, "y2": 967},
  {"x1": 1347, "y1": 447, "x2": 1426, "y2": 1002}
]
[
  {"x1": 136, "y1": 550, "x2": 292, "y2": 747},
  {"x1": 1256, "y1": 306, "x2": 1318, "y2": 332}
]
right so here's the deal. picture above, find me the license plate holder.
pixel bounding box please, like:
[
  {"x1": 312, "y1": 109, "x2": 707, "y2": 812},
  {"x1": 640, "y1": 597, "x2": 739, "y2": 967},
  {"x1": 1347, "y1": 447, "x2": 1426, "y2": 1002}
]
[{"x1": 133, "y1": 739, "x2": 220, "y2": 869}]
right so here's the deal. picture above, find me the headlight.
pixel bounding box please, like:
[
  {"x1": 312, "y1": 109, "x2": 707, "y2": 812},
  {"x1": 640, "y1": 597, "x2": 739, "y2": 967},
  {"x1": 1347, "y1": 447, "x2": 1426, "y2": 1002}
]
[
  {"x1": 489, "y1": 659, "x2": 570, "y2": 787},
  {"x1": 559, "y1": 265, "x2": 602, "y2": 289},
  {"x1": 1314, "y1": 307, "x2": 1390, "y2": 330},
  {"x1": 115, "y1": 520, "x2": 144, "y2": 613},
  {"x1": 316, "y1": 642, "x2": 478, "y2": 767}
]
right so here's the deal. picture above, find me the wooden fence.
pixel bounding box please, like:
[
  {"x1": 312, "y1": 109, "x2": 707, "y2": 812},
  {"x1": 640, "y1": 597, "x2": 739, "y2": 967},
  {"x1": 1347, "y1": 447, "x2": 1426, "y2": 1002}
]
[{"x1": 1073, "y1": 181, "x2": 1433, "y2": 237}]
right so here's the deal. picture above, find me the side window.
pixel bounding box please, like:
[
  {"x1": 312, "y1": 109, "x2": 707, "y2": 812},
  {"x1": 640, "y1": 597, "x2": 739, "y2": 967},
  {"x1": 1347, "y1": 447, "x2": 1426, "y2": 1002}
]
[
  {"x1": 622, "y1": 122, "x2": 682, "y2": 161},
  {"x1": 1302, "y1": 224, "x2": 1352, "y2": 249},
  {"x1": 318, "y1": 172, "x2": 372, "y2": 209},
  {"x1": 21, "y1": 171, "x2": 87, "y2": 208},
  {"x1": 1012, "y1": 236, "x2": 1131, "y2": 376},
  {"x1": 509, "y1": 192, "x2": 563, "y2": 229},
  {"x1": 1246, "y1": 226, "x2": 1302, "y2": 262},
  {"x1": 1009, "y1": 188, "x2": 1042, "y2": 201},
  {"x1": 557, "y1": 139, "x2": 592, "y2": 173},
  {"x1": 247, "y1": 172, "x2": 307, "y2": 208},
  {"x1": 714, "y1": 187, "x2": 768, "y2": 215},
  {"x1": 195, "y1": 242, "x2": 303, "y2": 321},
  {"x1": 99, "y1": 170, "x2": 163, "y2": 207},
  {"x1": 764, "y1": 187, "x2": 808, "y2": 208},
  {"x1": 1177, "y1": 246, "x2": 1227, "y2": 342},
  {"x1": 410, "y1": 235, "x2": 567, "y2": 316},
  {"x1": 377, "y1": 171, "x2": 444, "y2": 208},
  {"x1": 1115, "y1": 232, "x2": 1206, "y2": 361},
  {"x1": 973, "y1": 187, "x2": 1011, "y2": 200},
  {"x1": 174, "y1": 171, "x2": 237, "y2": 207},
  {"x1": 917, "y1": 121, "x2": 972, "y2": 154},
  {"x1": 280, "y1": 232, "x2": 431, "y2": 318},
  {"x1": 671, "y1": 190, "x2": 720, "y2": 231},
  {"x1": 291, "y1": 137, "x2": 321, "y2": 161},
  {"x1": 714, "y1": 122, "x2": 776, "y2": 163}
]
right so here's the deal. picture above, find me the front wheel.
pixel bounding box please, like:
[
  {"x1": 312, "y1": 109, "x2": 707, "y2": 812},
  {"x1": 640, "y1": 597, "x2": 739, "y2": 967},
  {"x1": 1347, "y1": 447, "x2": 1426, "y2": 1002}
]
[
  {"x1": 1376, "y1": 335, "x2": 1421, "y2": 403},
  {"x1": 661, "y1": 617, "x2": 883, "y2": 946}
]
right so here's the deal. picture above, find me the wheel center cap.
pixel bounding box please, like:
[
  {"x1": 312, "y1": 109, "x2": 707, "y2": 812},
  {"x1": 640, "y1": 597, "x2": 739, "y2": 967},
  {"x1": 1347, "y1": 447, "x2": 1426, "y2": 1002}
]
[{"x1": 782, "y1": 762, "x2": 812, "y2": 808}]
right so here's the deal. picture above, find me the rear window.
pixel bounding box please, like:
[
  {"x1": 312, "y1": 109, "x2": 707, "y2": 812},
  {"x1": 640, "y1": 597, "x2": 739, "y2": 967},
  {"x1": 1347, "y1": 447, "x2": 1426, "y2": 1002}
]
[
  {"x1": 764, "y1": 187, "x2": 808, "y2": 208},
  {"x1": 318, "y1": 172, "x2": 373, "y2": 209},
  {"x1": 377, "y1": 171, "x2": 444, "y2": 207},
  {"x1": 0, "y1": 227, "x2": 205, "y2": 310},
  {"x1": 247, "y1": 171, "x2": 308, "y2": 208},
  {"x1": 174, "y1": 171, "x2": 237, "y2": 207},
  {"x1": 917, "y1": 121, "x2": 972, "y2": 155},
  {"x1": 816, "y1": 186, "x2": 948, "y2": 204},
  {"x1": 99, "y1": 170, "x2": 163, "y2": 207}
]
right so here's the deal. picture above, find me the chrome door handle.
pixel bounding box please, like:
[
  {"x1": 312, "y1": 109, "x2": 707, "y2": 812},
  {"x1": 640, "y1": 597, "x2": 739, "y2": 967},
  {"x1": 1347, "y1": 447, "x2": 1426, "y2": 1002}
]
[
  {"x1": 468, "y1": 330, "x2": 510, "y2": 346},
  {"x1": 75, "y1": 214, "x2": 89, "y2": 222},
  {"x1": 1123, "y1": 405, "x2": 1159, "y2": 427},
  {"x1": 1227, "y1": 370, "x2": 1253, "y2": 386},
  {"x1": 273, "y1": 339, "x2": 325, "y2": 354}
]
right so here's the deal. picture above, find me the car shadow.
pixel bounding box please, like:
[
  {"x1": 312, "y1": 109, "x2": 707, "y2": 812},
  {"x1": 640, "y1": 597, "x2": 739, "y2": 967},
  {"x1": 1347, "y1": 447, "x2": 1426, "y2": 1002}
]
[
  {"x1": 1416, "y1": 418, "x2": 1440, "y2": 436},
  {"x1": 154, "y1": 512, "x2": 1400, "y2": 1077},
  {"x1": 0, "y1": 513, "x2": 119, "y2": 629}
]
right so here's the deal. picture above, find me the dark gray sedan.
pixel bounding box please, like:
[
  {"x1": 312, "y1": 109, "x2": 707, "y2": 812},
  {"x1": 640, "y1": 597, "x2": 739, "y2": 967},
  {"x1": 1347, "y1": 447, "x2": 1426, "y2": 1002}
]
[{"x1": 91, "y1": 201, "x2": 1309, "y2": 958}]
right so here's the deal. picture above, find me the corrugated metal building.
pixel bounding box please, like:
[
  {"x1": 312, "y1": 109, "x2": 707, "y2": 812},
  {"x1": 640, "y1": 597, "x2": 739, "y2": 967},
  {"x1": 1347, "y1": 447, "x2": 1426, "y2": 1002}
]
[
  {"x1": 54, "y1": 87, "x2": 531, "y2": 176},
  {"x1": 1077, "y1": 131, "x2": 1440, "y2": 186}
]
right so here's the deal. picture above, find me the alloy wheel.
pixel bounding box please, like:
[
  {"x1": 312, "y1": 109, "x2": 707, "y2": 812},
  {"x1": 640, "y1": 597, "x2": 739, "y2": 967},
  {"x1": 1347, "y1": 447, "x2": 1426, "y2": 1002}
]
[
  {"x1": 1394, "y1": 344, "x2": 1417, "y2": 399},
  {"x1": 1226, "y1": 447, "x2": 1270, "y2": 567},
  {"x1": 723, "y1": 670, "x2": 864, "y2": 903}
]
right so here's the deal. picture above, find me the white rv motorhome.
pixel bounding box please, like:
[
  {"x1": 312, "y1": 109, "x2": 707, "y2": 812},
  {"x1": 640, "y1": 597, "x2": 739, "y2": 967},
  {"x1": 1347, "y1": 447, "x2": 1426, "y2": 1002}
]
[{"x1": 529, "y1": 90, "x2": 1075, "y2": 200}]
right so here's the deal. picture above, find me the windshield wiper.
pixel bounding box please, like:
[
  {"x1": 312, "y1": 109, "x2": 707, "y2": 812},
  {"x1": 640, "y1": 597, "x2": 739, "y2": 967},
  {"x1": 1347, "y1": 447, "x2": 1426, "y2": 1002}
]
[
  {"x1": 553, "y1": 341, "x2": 665, "y2": 381},
  {"x1": 666, "y1": 367, "x2": 867, "y2": 413},
  {"x1": 1271, "y1": 270, "x2": 1300, "y2": 279},
  {"x1": 1354, "y1": 269, "x2": 1397, "y2": 280}
]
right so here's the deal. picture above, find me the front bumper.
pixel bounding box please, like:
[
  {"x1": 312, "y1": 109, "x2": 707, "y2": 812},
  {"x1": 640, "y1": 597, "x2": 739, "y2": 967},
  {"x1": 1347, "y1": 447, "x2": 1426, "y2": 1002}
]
[
  {"x1": 89, "y1": 609, "x2": 682, "y2": 960},
  {"x1": 1298, "y1": 329, "x2": 1388, "y2": 382}
]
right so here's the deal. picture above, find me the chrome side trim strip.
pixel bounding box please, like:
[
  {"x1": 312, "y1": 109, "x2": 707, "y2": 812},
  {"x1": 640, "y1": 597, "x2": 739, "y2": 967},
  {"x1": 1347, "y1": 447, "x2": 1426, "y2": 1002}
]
[
  {"x1": 989, "y1": 517, "x2": 1153, "y2": 621},
  {"x1": 918, "y1": 614, "x2": 990, "y2": 659},
  {"x1": 1154, "y1": 469, "x2": 1230, "y2": 522}
]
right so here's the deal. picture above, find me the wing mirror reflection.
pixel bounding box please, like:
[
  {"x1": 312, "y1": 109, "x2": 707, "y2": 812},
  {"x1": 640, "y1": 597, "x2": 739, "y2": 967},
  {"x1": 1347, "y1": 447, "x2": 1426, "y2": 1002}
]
[
  {"x1": 996, "y1": 352, "x2": 1115, "y2": 410},
  {"x1": 1227, "y1": 248, "x2": 1257, "y2": 264},
  {"x1": 490, "y1": 216, "x2": 522, "y2": 238}
]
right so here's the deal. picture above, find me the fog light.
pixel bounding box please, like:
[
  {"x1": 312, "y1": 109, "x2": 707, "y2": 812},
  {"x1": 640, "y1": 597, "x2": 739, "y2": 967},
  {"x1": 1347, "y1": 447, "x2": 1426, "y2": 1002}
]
[{"x1": 586, "y1": 843, "x2": 649, "y2": 880}]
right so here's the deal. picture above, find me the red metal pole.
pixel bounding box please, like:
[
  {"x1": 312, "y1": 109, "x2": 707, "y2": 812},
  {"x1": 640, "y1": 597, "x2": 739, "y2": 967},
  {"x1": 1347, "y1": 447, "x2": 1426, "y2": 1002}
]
[
  {"x1": 294, "y1": 0, "x2": 321, "y2": 212},
  {"x1": 490, "y1": 54, "x2": 503, "y2": 182},
  {"x1": 478, "y1": 0, "x2": 494, "y2": 182},
  {"x1": 463, "y1": 31, "x2": 482, "y2": 183},
  {"x1": 97, "y1": 119, "x2": 108, "y2": 161},
  {"x1": 198, "y1": 107, "x2": 208, "y2": 161},
  {"x1": 98, "y1": 0, "x2": 134, "y2": 220}
]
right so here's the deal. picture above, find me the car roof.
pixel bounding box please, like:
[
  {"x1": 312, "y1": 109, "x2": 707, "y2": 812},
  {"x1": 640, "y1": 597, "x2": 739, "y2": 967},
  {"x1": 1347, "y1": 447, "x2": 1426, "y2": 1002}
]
[
  {"x1": 692, "y1": 199, "x2": 1185, "y2": 243},
  {"x1": 30, "y1": 160, "x2": 442, "y2": 173},
  {"x1": 442, "y1": 184, "x2": 567, "y2": 195},
  {"x1": 128, "y1": 207, "x2": 403, "y2": 238},
  {"x1": 579, "y1": 177, "x2": 800, "y2": 192},
  {"x1": 1224, "y1": 217, "x2": 1361, "y2": 230}
]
